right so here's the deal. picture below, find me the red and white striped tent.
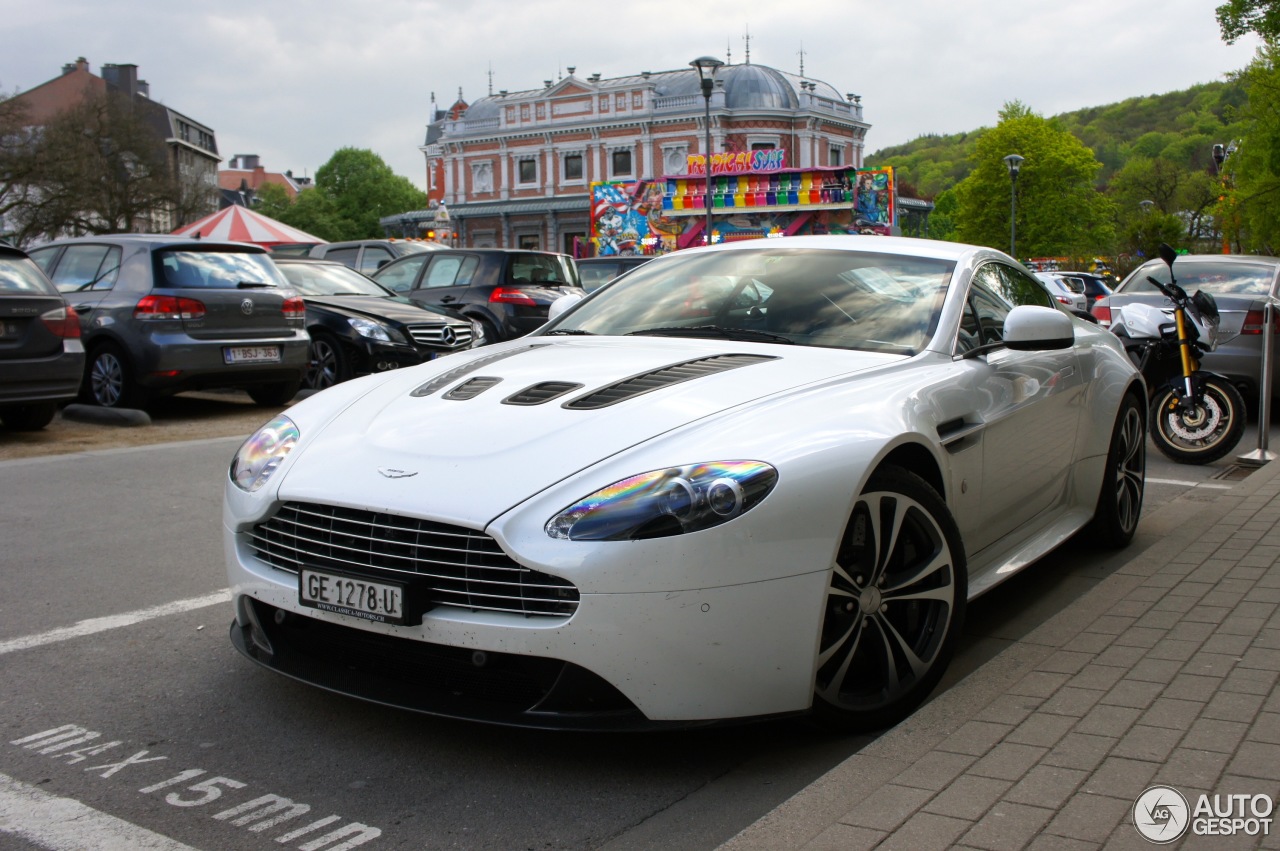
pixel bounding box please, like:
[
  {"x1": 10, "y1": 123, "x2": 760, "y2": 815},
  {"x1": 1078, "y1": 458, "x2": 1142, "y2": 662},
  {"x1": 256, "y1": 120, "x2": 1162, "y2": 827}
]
[{"x1": 171, "y1": 206, "x2": 323, "y2": 247}]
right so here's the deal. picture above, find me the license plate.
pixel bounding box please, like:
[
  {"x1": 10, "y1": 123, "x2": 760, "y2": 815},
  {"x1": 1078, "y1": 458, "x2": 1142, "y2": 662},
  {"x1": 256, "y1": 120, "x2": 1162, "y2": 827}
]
[
  {"x1": 299, "y1": 568, "x2": 406, "y2": 624},
  {"x1": 0, "y1": 321, "x2": 19, "y2": 339},
  {"x1": 224, "y1": 345, "x2": 280, "y2": 364}
]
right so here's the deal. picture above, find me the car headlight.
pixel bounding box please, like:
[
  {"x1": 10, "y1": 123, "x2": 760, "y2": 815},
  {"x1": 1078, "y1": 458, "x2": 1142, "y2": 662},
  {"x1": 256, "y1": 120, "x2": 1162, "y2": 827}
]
[
  {"x1": 470, "y1": 320, "x2": 486, "y2": 346},
  {"x1": 348, "y1": 316, "x2": 403, "y2": 343},
  {"x1": 546, "y1": 461, "x2": 777, "y2": 541},
  {"x1": 230, "y1": 415, "x2": 299, "y2": 492}
]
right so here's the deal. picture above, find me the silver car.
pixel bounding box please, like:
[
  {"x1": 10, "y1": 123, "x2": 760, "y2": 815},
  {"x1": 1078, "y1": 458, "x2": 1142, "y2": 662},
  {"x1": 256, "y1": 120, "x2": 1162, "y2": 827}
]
[
  {"x1": 1035, "y1": 272, "x2": 1089, "y2": 313},
  {"x1": 28, "y1": 235, "x2": 309, "y2": 409},
  {"x1": 1094, "y1": 254, "x2": 1280, "y2": 404}
]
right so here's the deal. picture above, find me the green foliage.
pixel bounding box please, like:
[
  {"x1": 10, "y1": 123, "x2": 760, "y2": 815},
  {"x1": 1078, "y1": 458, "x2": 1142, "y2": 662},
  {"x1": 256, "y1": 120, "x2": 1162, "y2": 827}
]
[
  {"x1": 1217, "y1": 0, "x2": 1280, "y2": 42},
  {"x1": 952, "y1": 104, "x2": 1115, "y2": 258},
  {"x1": 314, "y1": 148, "x2": 427, "y2": 238},
  {"x1": 1229, "y1": 44, "x2": 1280, "y2": 252}
]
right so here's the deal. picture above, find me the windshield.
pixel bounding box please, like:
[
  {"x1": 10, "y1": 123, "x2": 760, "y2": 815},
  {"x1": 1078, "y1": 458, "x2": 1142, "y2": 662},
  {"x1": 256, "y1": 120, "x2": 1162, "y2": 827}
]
[
  {"x1": 541, "y1": 247, "x2": 954, "y2": 355},
  {"x1": 1120, "y1": 261, "x2": 1277, "y2": 298},
  {"x1": 277, "y1": 262, "x2": 390, "y2": 297}
]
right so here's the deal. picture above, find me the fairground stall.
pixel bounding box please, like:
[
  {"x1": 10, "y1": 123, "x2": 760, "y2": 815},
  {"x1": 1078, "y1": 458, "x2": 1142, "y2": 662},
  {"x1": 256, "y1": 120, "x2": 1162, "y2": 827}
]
[{"x1": 588, "y1": 151, "x2": 896, "y2": 257}]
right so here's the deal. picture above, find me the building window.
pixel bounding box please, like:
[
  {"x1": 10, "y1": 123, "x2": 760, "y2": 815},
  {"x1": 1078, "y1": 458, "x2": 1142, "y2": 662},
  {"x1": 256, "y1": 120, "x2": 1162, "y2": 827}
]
[
  {"x1": 751, "y1": 142, "x2": 777, "y2": 151},
  {"x1": 563, "y1": 154, "x2": 583, "y2": 181},
  {"x1": 518, "y1": 233, "x2": 541, "y2": 250},
  {"x1": 611, "y1": 149, "x2": 632, "y2": 177},
  {"x1": 829, "y1": 145, "x2": 843, "y2": 167},
  {"x1": 518, "y1": 158, "x2": 537, "y2": 184}
]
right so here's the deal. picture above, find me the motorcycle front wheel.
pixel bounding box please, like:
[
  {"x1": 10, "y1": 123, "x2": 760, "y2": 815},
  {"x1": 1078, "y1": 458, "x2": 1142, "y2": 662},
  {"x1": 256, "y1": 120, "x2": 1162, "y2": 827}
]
[{"x1": 1149, "y1": 378, "x2": 1246, "y2": 465}]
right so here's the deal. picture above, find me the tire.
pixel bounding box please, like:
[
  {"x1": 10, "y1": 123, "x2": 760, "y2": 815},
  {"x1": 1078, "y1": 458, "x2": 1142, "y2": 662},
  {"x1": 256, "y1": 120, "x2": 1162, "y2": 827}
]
[
  {"x1": 1085, "y1": 392, "x2": 1145, "y2": 549},
  {"x1": 1149, "y1": 377, "x2": 1246, "y2": 465},
  {"x1": 82, "y1": 342, "x2": 146, "y2": 409},
  {"x1": 247, "y1": 379, "x2": 302, "y2": 406},
  {"x1": 811, "y1": 465, "x2": 967, "y2": 733},
  {"x1": 0, "y1": 402, "x2": 57, "y2": 431},
  {"x1": 304, "y1": 332, "x2": 351, "y2": 390}
]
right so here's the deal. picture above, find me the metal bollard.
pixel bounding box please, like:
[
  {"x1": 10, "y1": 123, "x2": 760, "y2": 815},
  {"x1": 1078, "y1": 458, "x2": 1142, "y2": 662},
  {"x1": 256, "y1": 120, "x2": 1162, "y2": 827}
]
[{"x1": 1238, "y1": 299, "x2": 1277, "y2": 466}]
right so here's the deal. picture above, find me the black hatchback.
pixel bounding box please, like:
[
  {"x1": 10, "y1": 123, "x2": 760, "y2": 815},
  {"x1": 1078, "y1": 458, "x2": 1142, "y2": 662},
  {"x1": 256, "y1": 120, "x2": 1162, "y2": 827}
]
[
  {"x1": 28, "y1": 235, "x2": 309, "y2": 409},
  {"x1": 0, "y1": 244, "x2": 85, "y2": 430},
  {"x1": 372, "y1": 249, "x2": 582, "y2": 343}
]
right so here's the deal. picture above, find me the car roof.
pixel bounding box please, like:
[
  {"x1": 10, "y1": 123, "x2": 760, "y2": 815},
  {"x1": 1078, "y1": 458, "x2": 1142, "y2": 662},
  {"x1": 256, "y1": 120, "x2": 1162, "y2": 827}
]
[
  {"x1": 578, "y1": 256, "x2": 651, "y2": 264},
  {"x1": 32, "y1": 234, "x2": 269, "y2": 253}
]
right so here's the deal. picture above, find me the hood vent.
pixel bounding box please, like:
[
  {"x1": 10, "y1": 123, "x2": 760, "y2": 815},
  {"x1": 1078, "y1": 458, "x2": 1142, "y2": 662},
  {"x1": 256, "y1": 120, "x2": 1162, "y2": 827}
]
[
  {"x1": 503, "y1": 381, "x2": 584, "y2": 406},
  {"x1": 445, "y1": 377, "x2": 502, "y2": 400},
  {"x1": 565, "y1": 354, "x2": 778, "y2": 410},
  {"x1": 411, "y1": 344, "x2": 549, "y2": 397}
]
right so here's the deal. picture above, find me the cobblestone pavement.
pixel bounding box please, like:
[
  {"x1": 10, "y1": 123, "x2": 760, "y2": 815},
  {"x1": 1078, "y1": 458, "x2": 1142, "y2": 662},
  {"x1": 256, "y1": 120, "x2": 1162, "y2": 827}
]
[{"x1": 722, "y1": 460, "x2": 1280, "y2": 850}]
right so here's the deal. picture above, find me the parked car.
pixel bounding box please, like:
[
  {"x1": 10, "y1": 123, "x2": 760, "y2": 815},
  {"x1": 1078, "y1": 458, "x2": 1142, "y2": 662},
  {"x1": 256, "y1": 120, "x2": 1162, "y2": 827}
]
[
  {"x1": 372, "y1": 248, "x2": 583, "y2": 343},
  {"x1": 1056, "y1": 270, "x2": 1113, "y2": 304},
  {"x1": 1034, "y1": 272, "x2": 1088, "y2": 313},
  {"x1": 273, "y1": 258, "x2": 482, "y2": 390},
  {"x1": 1093, "y1": 254, "x2": 1280, "y2": 403},
  {"x1": 308, "y1": 239, "x2": 446, "y2": 276},
  {"x1": 27, "y1": 235, "x2": 309, "y2": 409},
  {"x1": 224, "y1": 235, "x2": 1144, "y2": 731},
  {"x1": 576, "y1": 255, "x2": 655, "y2": 293},
  {"x1": 0, "y1": 243, "x2": 85, "y2": 430}
]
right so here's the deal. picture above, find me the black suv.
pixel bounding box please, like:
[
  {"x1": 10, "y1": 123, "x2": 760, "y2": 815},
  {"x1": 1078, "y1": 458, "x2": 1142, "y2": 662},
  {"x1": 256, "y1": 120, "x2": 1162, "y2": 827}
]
[
  {"x1": 28, "y1": 235, "x2": 309, "y2": 409},
  {"x1": 576, "y1": 255, "x2": 654, "y2": 293},
  {"x1": 372, "y1": 249, "x2": 582, "y2": 343}
]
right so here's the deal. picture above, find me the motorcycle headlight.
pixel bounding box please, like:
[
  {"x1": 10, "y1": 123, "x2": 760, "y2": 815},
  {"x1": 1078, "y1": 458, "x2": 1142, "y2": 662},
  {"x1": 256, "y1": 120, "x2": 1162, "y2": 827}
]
[
  {"x1": 348, "y1": 316, "x2": 402, "y2": 343},
  {"x1": 230, "y1": 415, "x2": 299, "y2": 492},
  {"x1": 546, "y1": 461, "x2": 777, "y2": 541}
]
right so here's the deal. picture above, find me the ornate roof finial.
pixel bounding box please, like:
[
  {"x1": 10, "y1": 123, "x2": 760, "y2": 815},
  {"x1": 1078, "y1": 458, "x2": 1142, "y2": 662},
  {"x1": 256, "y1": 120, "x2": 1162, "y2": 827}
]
[
  {"x1": 487, "y1": 63, "x2": 493, "y2": 97},
  {"x1": 726, "y1": 37, "x2": 732, "y2": 66},
  {"x1": 797, "y1": 41, "x2": 806, "y2": 77},
  {"x1": 744, "y1": 25, "x2": 751, "y2": 65}
]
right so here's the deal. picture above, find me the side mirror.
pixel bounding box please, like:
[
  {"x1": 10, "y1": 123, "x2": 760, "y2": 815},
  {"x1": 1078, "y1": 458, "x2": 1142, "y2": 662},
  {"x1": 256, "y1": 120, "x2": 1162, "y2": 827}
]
[
  {"x1": 548, "y1": 292, "x2": 584, "y2": 321},
  {"x1": 1003, "y1": 305, "x2": 1075, "y2": 350},
  {"x1": 1158, "y1": 242, "x2": 1177, "y2": 268}
]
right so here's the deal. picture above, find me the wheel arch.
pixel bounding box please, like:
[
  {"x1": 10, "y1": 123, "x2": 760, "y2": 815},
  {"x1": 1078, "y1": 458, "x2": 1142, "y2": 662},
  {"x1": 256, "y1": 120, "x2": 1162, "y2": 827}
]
[{"x1": 871, "y1": 441, "x2": 946, "y2": 502}]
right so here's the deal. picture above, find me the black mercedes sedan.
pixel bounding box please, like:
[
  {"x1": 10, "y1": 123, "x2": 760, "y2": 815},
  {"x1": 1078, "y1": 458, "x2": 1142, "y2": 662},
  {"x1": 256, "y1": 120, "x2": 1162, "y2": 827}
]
[{"x1": 273, "y1": 258, "x2": 481, "y2": 391}]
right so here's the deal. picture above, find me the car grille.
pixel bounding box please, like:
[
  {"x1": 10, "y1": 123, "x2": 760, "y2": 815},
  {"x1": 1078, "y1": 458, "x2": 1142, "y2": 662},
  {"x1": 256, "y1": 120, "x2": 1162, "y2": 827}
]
[
  {"x1": 406, "y1": 322, "x2": 473, "y2": 349},
  {"x1": 248, "y1": 502, "x2": 579, "y2": 618}
]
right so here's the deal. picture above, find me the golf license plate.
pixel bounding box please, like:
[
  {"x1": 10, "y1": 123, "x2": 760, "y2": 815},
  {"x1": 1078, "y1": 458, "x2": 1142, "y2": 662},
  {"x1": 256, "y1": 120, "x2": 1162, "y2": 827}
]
[
  {"x1": 224, "y1": 345, "x2": 280, "y2": 364},
  {"x1": 299, "y1": 568, "x2": 406, "y2": 624}
]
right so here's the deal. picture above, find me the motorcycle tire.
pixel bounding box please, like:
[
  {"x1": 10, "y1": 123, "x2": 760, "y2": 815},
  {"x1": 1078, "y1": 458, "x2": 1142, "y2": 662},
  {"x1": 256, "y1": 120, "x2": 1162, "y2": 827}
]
[{"x1": 1149, "y1": 377, "x2": 1246, "y2": 465}]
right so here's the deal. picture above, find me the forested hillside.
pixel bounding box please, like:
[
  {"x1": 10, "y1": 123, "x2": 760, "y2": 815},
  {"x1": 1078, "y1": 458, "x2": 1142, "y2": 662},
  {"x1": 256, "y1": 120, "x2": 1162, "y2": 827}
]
[{"x1": 869, "y1": 80, "x2": 1248, "y2": 200}]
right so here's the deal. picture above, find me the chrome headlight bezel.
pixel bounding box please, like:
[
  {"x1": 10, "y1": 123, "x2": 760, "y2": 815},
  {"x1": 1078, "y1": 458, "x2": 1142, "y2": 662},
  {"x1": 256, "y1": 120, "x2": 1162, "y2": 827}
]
[
  {"x1": 348, "y1": 316, "x2": 402, "y2": 343},
  {"x1": 230, "y1": 415, "x2": 299, "y2": 492},
  {"x1": 545, "y1": 461, "x2": 778, "y2": 541}
]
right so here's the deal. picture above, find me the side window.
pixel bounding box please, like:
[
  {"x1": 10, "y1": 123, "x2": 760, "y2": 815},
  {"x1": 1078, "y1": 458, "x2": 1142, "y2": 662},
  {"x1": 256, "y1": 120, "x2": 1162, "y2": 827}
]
[
  {"x1": 422, "y1": 256, "x2": 465, "y2": 288},
  {"x1": 957, "y1": 265, "x2": 1012, "y2": 353},
  {"x1": 373, "y1": 255, "x2": 428, "y2": 293},
  {"x1": 27, "y1": 247, "x2": 60, "y2": 274},
  {"x1": 49, "y1": 245, "x2": 117, "y2": 292},
  {"x1": 358, "y1": 247, "x2": 394, "y2": 275},
  {"x1": 993, "y1": 263, "x2": 1054, "y2": 308},
  {"x1": 323, "y1": 247, "x2": 360, "y2": 269}
]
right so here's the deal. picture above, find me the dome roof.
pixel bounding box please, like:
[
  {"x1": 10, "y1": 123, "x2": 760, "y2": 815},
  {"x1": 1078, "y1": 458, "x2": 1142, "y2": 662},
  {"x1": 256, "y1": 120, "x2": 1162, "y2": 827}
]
[{"x1": 654, "y1": 64, "x2": 811, "y2": 110}]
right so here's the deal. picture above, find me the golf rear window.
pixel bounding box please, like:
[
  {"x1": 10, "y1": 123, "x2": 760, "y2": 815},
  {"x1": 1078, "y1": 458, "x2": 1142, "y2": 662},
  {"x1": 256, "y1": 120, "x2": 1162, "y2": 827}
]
[{"x1": 156, "y1": 250, "x2": 286, "y2": 289}]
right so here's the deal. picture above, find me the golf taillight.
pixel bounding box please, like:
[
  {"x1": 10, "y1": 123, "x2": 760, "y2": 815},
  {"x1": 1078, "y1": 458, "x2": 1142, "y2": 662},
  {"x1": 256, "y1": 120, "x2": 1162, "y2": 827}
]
[
  {"x1": 135, "y1": 295, "x2": 206, "y2": 321},
  {"x1": 282, "y1": 296, "x2": 306, "y2": 320},
  {"x1": 489, "y1": 287, "x2": 537, "y2": 306},
  {"x1": 41, "y1": 304, "x2": 81, "y2": 338},
  {"x1": 1241, "y1": 309, "x2": 1280, "y2": 334}
]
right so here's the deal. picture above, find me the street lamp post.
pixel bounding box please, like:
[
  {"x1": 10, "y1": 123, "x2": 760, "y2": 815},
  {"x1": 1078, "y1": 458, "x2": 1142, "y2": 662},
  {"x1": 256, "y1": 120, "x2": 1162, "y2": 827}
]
[
  {"x1": 690, "y1": 55, "x2": 724, "y2": 247},
  {"x1": 1212, "y1": 142, "x2": 1237, "y2": 255},
  {"x1": 1003, "y1": 154, "x2": 1024, "y2": 259}
]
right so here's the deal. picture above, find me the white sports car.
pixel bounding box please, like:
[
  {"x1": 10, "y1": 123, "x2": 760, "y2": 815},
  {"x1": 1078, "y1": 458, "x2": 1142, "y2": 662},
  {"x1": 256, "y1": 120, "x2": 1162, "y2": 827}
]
[{"x1": 223, "y1": 235, "x2": 1145, "y2": 731}]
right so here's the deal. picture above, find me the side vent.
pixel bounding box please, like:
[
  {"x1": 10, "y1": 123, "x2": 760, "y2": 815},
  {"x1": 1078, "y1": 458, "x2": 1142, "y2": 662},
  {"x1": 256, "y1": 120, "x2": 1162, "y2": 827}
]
[
  {"x1": 565, "y1": 354, "x2": 777, "y2": 410},
  {"x1": 503, "y1": 382, "x2": 584, "y2": 406},
  {"x1": 411, "y1": 344, "x2": 549, "y2": 397},
  {"x1": 444, "y1": 377, "x2": 502, "y2": 400}
]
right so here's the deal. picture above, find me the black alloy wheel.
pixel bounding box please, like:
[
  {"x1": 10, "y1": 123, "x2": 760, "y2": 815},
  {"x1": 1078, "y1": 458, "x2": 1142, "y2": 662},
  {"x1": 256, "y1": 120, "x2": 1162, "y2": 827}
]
[
  {"x1": 83, "y1": 343, "x2": 144, "y2": 409},
  {"x1": 305, "y1": 332, "x2": 351, "y2": 390},
  {"x1": 813, "y1": 465, "x2": 966, "y2": 732}
]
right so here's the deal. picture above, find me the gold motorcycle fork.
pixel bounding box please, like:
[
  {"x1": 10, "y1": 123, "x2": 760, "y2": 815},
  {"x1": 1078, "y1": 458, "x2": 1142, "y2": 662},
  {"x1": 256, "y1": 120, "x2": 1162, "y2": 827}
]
[{"x1": 1174, "y1": 308, "x2": 1197, "y2": 402}]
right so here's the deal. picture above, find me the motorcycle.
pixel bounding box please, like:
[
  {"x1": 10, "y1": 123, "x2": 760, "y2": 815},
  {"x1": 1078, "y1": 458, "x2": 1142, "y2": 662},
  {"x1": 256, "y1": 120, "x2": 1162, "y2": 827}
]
[{"x1": 1112, "y1": 243, "x2": 1245, "y2": 464}]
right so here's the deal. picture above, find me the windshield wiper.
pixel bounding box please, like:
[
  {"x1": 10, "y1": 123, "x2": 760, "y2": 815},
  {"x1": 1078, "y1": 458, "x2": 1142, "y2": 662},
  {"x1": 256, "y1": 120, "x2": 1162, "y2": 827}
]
[
  {"x1": 544, "y1": 328, "x2": 595, "y2": 336},
  {"x1": 237, "y1": 280, "x2": 272, "y2": 288},
  {"x1": 626, "y1": 325, "x2": 794, "y2": 344}
]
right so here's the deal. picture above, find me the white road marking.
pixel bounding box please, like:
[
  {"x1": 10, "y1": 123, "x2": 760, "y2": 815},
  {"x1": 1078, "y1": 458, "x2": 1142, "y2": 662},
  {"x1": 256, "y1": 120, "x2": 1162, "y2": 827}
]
[
  {"x1": 0, "y1": 591, "x2": 231, "y2": 656},
  {"x1": 1146, "y1": 477, "x2": 1234, "y2": 490},
  {"x1": 0, "y1": 770, "x2": 200, "y2": 850}
]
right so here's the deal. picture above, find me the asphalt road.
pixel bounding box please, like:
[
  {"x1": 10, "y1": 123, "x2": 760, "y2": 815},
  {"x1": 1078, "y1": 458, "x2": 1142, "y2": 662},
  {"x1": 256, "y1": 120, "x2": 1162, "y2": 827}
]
[{"x1": 0, "y1": 398, "x2": 1276, "y2": 850}]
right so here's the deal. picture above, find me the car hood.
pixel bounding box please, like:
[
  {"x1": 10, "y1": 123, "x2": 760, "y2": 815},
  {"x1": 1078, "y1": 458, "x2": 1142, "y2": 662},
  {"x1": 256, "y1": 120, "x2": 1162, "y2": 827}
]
[
  {"x1": 277, "y1": 337, "x2": 902, "y2": 526},
  {"x1": 305, "y1": 294, "x2": 463, "y2": 324}
]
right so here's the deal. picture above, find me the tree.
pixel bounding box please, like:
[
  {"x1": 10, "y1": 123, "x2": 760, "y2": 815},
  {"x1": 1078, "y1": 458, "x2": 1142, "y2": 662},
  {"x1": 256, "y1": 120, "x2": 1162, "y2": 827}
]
[
  {"x1": 953, "y1": 102, "x2": 1115, "y2": 258},
  {"x1": 314, "y1": 148, "x2": 426, "y2": 238},
  {"x1": 1225, "y1": 44, "x2": 1280, "y2": 252},
  {"x1": 252, "y1": 181, "x2": 349, "y2": 242},
  {"x1": 1217, "y1": 0, "x2": 1280, "y2": 43}
]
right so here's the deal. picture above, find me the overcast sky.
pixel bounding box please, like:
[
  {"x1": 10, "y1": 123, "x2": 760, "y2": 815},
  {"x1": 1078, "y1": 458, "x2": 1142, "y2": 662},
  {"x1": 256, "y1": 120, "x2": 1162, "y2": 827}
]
[{"x1": 0, "y1": 0, "x2": 1264, "y2": 191}]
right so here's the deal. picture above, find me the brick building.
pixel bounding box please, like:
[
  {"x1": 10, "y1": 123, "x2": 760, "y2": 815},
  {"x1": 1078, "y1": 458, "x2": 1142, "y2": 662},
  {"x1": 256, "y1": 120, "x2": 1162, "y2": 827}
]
[
  {"x1": 218, "y1": 154, "x2": 311, "y2": 209},
  {"x1": 8, "y1": 57, "x2": 220, "y2": 232},
  {"x1": 388, "y1": 61, "x2": 868, "y2": 253}
]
